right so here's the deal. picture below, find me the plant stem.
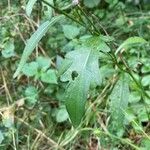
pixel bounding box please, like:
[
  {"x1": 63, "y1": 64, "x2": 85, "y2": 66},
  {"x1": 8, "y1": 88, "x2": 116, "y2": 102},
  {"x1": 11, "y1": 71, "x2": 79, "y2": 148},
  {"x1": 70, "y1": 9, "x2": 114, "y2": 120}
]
[
  {"x1": 110, "y1": 52, "x2": 150, "y2": 99},
  {"x1": 41, "y1": 0, "x2": 94, "y2": 35},
  {"x1": 77, "y1": 5, "x2": 100, "y2": 35}
]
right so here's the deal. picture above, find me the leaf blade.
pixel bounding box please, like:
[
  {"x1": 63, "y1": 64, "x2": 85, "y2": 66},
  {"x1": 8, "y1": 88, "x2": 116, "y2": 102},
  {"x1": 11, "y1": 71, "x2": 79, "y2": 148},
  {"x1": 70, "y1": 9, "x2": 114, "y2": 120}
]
[
  {"x1": 26, "y1": 0, "x2": 38, "y2": 16},
  {"x1": 65, "y1": 73, "x2": 89, "y2": 127},
  {"x1": 115, "y1": 37, "x2": 147, "y2": 55},
  {"x1": 13, "y1": 15, "x2": 63, "y2": 78},
  {"x1": 59, "y1": 47, "x2": 101, "y2": 127},
  {"x1": 108, "y1": 74, "x2": 130, "y2": 137}
]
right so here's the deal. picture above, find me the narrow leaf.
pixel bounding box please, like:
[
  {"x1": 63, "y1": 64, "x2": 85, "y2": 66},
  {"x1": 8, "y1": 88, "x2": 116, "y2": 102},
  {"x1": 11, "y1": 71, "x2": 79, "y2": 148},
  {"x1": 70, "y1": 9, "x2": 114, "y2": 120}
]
[
  {"x1": 108, "y1": 74, "x2": 130, "y2": 137},
  {"x1": 13, "y1": 15, "x2": 63, "y2": 78},
  {"x1": 115, "y1": 37, "x2": 147, "y2": 55},
  {"x1": 65, "y1": 73, "x2": 89, "y2": 127},
  {"x1": 26, "y1": 0, "x2": 38, "y2": 16}
]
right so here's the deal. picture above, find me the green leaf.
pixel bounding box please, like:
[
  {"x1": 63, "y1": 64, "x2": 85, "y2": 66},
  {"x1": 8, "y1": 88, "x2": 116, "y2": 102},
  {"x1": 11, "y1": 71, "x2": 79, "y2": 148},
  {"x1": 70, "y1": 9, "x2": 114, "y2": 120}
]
[
  {"x1": 22, "y1": 62, "x2": 38, "y2": 77},
  {"x1": 59, "y1": 47, "x2": 101, "y2": 127},
  {"x1": 138, "y1": 108, "x2": 149, "y2": 122},
  {"x1": 36, "y1": 56, "x2": 51, "y2": 71},
  {"x1": 129, "y1": 91, "x2": 141, "y2": 103},
  {"x1": 100, "y1": 65, "x2": 115, "y2": 82},
  {"x1": 141, "y1": 65, "x2": 150, "y2": 73},
  {"x1": 41, "y1": 69, "x2": 57, "y2": 84},
  {"x1": 145, "y1": 91, "x2": 150, "y2": 105},
  {"x1": 3, "y1": 117, "x2": 14, "y2": 128},
  {"x1": 140, "y1": 138, "x2": 150, "y2": 150},
  {"x1": 115, "y1": 37, "x2": 147, "y2": 55},
  {"x1": 42, "y1": 0, "x2": 54, "y2": 19},
  {"x1": 108, "y1": 74, "x2": 129, "y2": 137},
  {"x1": 2, "y1": 40, "x2": 15, "y2": 58},
  {"x1": 13, "y1": 15, "x2": 63, "y2": 78},
  {"x1": 124, "y1": 109, "x2": 136, "y2": 123},
  {"x1": 26, "y1": 0, "x2": 38, "y2": 16},
  {"x1": 0, "y1": 131, "x2": 4, "y2": 144},
  {"x1": 141, "y1": 75, "x2": 150, "y2": 86},
  {"x1": 56, "y1": 107, "x2": 69, "y2": 123},
  {"x1": 25, "y1": 86, "x2": 39, "y2": 105},
  {"x1": 62, "y1": 25, "x2": 80, "y2": 39},
  {"x1": 84, "y1": 36, "x2": 110, "y2": 52},
  {"x1": 84, "y1": 0, "x2": 101, "y2": 8}
]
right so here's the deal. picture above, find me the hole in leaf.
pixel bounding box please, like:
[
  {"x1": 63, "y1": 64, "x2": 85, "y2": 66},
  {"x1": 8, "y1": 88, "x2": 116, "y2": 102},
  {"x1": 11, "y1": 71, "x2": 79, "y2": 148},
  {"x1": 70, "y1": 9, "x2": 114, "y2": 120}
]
[
  {"x1": 71, "y1": 71, "x2": 78, "y2": 80},
  {"x1": 141, "y1": 121, "x2": 148, "y2": 127}
]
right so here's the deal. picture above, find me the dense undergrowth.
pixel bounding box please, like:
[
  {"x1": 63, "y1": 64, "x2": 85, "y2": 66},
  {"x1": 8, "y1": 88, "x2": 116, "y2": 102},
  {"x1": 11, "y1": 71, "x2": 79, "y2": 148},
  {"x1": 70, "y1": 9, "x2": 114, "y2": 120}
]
[{"x1": 0, "y1": 0, "x2": 150, "y2": 149}]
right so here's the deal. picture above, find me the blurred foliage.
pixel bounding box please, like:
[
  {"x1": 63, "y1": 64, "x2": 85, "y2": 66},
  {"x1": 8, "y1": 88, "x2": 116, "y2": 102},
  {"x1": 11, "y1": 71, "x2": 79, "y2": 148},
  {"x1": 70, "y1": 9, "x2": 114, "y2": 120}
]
[{"x1": 0, "y1": 0, "x2": 150, "y2": 149}]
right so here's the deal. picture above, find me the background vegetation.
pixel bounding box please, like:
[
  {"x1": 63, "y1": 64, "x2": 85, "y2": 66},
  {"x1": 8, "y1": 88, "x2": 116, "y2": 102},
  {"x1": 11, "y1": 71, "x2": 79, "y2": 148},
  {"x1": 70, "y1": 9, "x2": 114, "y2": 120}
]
[{"x1": 0, "y1": 0, "x2": 150, "y2": 149}]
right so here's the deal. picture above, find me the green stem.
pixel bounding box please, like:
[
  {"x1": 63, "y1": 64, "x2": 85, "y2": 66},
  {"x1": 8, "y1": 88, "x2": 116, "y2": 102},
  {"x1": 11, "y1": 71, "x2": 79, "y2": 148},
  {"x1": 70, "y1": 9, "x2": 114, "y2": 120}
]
[
  {"x1": 41, "y1": 0, "x2": 94, "y2": 35},
  {"x1": 77, "y1": 5, "x2": 100, "y2": 35},
  {"x1": 110, "y1": 52, "x2": 150, "y2": 99},
  {"x1": 41, "y1": 0, "x2": 84, "y2": 25},
  {"x1": 73, "y1": 8, "x2": 94, "y2": 34}
]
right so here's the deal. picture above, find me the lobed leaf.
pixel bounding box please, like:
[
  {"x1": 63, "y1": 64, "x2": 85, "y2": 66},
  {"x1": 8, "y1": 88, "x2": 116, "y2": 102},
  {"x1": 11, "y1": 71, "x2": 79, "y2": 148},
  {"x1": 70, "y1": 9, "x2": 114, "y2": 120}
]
[{"x1": 59, "y1": 47, "x2": 101, "y2": 126}]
